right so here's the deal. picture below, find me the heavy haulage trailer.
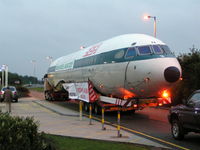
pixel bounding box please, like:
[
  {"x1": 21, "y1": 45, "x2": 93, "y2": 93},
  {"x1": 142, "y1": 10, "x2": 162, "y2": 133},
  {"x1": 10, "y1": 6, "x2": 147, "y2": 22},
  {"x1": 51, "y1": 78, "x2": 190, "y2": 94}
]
[{"x1": 44, "y1": 78, "x2": 171, "y2": 114}]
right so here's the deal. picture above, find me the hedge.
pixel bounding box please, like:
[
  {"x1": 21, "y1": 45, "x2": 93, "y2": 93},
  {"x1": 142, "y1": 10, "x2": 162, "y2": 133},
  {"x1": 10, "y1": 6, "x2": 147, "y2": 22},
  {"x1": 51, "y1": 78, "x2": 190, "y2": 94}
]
[{"x1": 0, "y1": 113, "x2": 55, "y2": 150}]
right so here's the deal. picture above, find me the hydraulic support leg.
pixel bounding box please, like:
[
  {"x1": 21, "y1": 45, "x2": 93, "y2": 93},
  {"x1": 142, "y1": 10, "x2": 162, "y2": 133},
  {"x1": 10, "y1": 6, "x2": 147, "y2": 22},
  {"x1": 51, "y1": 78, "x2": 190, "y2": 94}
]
[
  {"x1": 117, "y1": 108, "x2": 122, "y2": 137},
  {"x1": 102, "y1": 107, "x2": 106, "y2": 130},
  {"x1": 89, "y1": 103, "x2": 92, "y2": 125},
  {"x1": 79, "y1": 101, "x2": 83, "y2": 121}
]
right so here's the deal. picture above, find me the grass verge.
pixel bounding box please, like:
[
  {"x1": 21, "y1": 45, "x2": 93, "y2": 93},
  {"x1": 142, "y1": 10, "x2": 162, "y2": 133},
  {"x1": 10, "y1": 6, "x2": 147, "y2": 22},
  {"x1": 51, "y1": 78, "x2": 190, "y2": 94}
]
[
  {"x1": 45, "y1": 134, "x2": 149, "y2": 150},
  {"x1": 29, "y1": 87, "x2": 44, "y2": 92}
]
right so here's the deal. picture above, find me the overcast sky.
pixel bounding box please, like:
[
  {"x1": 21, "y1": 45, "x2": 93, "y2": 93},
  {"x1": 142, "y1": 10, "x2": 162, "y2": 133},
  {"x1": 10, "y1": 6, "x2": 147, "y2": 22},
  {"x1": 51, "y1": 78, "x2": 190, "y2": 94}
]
[{"x1": 0, "y1": 0, "x2": 199, "y2": 79}]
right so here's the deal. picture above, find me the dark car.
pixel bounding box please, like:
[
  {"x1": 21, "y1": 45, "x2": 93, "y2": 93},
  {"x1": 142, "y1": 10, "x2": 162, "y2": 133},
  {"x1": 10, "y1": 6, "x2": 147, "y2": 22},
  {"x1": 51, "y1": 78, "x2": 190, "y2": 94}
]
[
  {"x1": 0, "y1": 86, "x2": 18, "y2": 102},
  {"x1": 168, "y1": 90, "x2": 200, "y2": 140}
]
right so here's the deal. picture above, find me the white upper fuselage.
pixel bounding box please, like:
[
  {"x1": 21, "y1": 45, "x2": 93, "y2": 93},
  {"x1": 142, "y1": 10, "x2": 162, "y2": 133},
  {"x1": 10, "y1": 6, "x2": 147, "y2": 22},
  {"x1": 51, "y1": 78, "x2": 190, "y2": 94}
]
[
  {"x1": 47, "y1": 34, "x2": 182, "y2": 99},
  {"x1": 51, "y1": 34, "x2": 165, "y2": 70}
]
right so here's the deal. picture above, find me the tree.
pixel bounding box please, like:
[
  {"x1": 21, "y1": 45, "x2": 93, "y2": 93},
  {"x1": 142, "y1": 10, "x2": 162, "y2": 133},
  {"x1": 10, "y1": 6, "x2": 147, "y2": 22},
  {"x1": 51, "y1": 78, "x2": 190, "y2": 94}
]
[
  {"x1": 171, "y1": 46, "x2": 200, "y2": 105},
  {"x1": 0, "y1": 72, "x2": 39, "y2": 86}
]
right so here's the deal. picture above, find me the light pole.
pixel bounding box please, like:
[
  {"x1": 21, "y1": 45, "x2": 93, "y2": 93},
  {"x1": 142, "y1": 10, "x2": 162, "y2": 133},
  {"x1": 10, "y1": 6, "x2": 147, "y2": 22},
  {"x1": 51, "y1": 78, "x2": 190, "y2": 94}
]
[
  {"x1": 1, "y1": 65, "x2": 8, "y2": 87},
  {"x1": 1, "y1": 65, "x2": 6, "y2": 87},
  {"x1": 2, "y1": 66, "x2": 4, "y2": 87},
  {"x1": 46, "y1": 56, "x2": 53, "y2": 66},
  {"x1": 30, "y1": 60, "x2": 36, "y2": 77},
  {"x1": 5, "y1": 65, "x2": 8, "y2": 87},
  {"x1": 143, "y1": 15, "x2": 157, "y2": 37}
]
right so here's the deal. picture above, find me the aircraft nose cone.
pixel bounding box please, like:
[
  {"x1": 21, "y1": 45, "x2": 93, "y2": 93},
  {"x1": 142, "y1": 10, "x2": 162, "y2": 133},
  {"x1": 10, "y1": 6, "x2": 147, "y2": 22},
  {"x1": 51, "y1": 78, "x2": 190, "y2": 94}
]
[{"x1": 164, "y1": 66, "x2": 180, "y2": 83}]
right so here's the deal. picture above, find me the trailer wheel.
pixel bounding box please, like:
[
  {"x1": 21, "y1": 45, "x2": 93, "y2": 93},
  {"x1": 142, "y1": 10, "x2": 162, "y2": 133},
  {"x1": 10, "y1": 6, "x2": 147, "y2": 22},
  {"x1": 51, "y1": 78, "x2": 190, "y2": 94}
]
[
  {"x1": 63, "y1": 91, "x2": 69, "y2": 101},
  {"x1": 94, "y1": 104, "x2": 101, "y2": 115},
  {"x1": 44, "y1": 91, "x2": 50, "y2": 100},
  {"x1": 129, "y1": 109, "x2": 135, "y2": 114},
  {"x1": 84, "y1": 103, "x2": 89, "y2": 112},
  {"x1": 45, "y1": 91, "x2": 54, "y2": 101},
  {"x1": 60, "y1": 94, "x2": 67, "y2": 101}
]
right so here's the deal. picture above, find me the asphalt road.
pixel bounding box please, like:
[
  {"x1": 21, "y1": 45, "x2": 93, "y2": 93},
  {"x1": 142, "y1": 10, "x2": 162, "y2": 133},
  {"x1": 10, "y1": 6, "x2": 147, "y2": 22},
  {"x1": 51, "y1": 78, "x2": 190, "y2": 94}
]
[{"x1": 51, "y1": 100, "x2": 200, "y2": 150}]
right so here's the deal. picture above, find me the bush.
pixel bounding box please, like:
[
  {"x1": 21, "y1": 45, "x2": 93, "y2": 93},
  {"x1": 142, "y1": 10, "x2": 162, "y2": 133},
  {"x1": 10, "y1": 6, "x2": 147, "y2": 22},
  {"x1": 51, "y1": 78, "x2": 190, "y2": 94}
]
[
  {"x1": 16, "y1": 86, "x2": 30, "y2": 97},
  {"x1": 171, "y1": 47, "x2": 200, "y2": 105},
  {"x1": 0, "y1": 113, "x2": 55, "y2": 150}
]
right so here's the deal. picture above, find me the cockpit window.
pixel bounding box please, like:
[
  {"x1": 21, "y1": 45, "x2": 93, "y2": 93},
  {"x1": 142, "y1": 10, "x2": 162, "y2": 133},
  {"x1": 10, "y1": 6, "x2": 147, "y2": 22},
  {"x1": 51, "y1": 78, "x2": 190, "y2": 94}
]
[
  {"x1": 125, "y1": 47, "x2": 136, "y2": 58},
  {"x1": 152, "y1": 45, "x2": 163, "y2": 54},
  {"x1": 159, "y1": 45, "x2": 172, "y2": 54},
  {"x1": 137, "y1": 46, "x2": 152, "y2": 55}
]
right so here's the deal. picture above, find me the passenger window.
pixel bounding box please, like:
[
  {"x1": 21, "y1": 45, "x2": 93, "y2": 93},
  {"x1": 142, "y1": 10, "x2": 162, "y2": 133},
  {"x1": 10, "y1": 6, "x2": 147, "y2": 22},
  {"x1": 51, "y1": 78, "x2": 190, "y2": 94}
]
[
  {"x1": 138, "y1": 46, "x2": 152, "y2": 55},
  {"x1": 152, "y1": 45, "x2": 163, "y2": 54},
  {"x1": 97, "y1": 53, "x2": 105, "y2": 64},
  {"x1": 115, "y1": 50, "x2": 125, "y2": 59},
  {"x1": 125, "y1": 47, "x2": 136, "y2": 58}
]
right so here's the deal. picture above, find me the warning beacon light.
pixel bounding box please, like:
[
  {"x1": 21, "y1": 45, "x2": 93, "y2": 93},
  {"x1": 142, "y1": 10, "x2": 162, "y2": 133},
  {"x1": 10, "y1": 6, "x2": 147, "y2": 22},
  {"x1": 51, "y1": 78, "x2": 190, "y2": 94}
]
[
  {"x1": 143, "y1": 15, "x2": 150, "y2": 20},
  {"x1": 162, "y1": 90, "x2": 170, "y2": 99}
]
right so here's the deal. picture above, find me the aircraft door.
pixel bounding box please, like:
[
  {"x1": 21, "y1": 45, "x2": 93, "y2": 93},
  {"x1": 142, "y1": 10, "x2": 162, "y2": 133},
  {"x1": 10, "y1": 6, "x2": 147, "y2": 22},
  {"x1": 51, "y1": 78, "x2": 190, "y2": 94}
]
[{"x1": 124, "y1": 47, "x2": 138, "y2": 90}]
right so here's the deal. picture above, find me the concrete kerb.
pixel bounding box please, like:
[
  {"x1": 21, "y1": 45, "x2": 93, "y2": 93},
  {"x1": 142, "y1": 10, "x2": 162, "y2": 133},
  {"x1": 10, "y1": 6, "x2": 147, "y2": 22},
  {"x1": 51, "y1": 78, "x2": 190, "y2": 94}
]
[{"x1": 33, "y1": 101, "x2": 79, "y2": 117}]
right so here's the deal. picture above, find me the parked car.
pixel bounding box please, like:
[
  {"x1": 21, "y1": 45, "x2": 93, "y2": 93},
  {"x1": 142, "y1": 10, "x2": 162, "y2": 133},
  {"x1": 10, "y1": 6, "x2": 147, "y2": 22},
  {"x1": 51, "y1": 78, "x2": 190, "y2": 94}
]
[
  {"x1": 168, "y1": 90, "x2": 200, "y2": 140},
  {"x1": 0, "y1": 86, "x2": 18, "y2": 102}
]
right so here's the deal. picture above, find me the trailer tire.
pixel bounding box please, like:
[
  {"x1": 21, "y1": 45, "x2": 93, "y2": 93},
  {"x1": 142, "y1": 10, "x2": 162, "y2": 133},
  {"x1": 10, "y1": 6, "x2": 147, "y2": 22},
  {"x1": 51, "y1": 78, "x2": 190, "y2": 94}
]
[
  {"x1": 44, "y1": 91, "x2": 50, "y2": 101},
  {"x1": 60, "y1": 94, "x2": 68, "y2": 101},
  {"x1": 63, "y1": 91, "x2": 69, "y2": 101},
  {"x1": 84, "y1": 103, "x2": 89, "y2": 112},
  {"x1": 45, "y1": 91, "x2": 54, "y2": 101},
  {"x1": 129, "y1": 109, "x2": 135, "y2": 114},
  {"x1": 94, "y1": 104, "x2": 101, "y2": 115}
]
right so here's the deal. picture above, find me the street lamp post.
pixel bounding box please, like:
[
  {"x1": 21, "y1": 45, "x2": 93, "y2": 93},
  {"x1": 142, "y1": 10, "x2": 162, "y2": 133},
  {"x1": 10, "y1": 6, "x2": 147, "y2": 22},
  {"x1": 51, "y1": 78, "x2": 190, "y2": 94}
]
[
  {"x1": 143, "y1": 15, "x2": 157, "y2": 37},
  {"x1": 1, "y1": 65, "x2": 6, "y2": 87},
  {"x1": 46, "y1": 56, "x2": 53, "y2": 66},
  {"x1": 5, "y1": 65, "x2": 8, "y2": 87},
  {"x1": 1, "y1": 65, "x2": 8, "y2": 87},
  {"x1": 30, "y1": 60, "x2": 36, "y2": 77},
  {"x1": 2, "y1": 67, "x2": 4, "y2": 87}
]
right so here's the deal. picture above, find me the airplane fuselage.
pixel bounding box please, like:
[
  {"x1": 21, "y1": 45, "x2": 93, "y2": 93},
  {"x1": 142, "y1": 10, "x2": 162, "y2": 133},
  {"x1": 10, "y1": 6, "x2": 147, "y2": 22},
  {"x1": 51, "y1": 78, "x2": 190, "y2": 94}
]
[{"x1": 46, "y1": 34, "x2": 181, "y2": 99}]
